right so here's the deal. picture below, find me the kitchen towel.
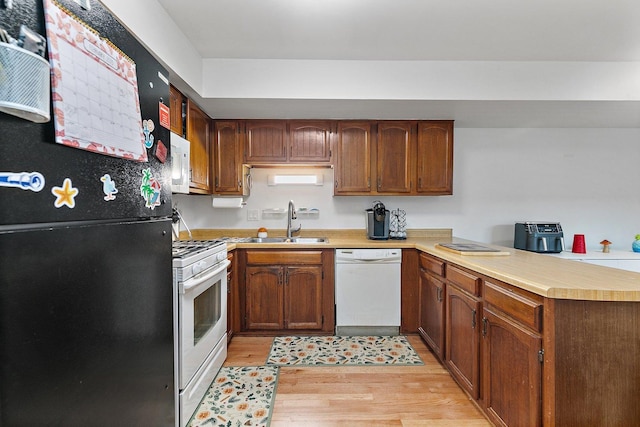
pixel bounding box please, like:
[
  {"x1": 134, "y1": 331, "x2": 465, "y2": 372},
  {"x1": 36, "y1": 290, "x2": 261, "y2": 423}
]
[{"x1": 212, "y1": 197, "x2": 245, "y2": 208}]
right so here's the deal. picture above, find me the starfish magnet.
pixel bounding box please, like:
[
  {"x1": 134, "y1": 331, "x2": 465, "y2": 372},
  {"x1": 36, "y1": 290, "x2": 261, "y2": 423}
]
[{"x1": 51, "y1": 178, "x2": 79, "y2": 208}]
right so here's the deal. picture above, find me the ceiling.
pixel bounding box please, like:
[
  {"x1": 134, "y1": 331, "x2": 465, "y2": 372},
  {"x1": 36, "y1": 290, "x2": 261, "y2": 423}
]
[{"x1": 155, "y1": 0, "x2": 640, "y2": 127}]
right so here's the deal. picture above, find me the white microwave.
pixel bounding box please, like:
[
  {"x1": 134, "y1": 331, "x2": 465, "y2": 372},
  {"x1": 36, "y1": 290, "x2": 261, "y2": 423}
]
[{"x1": 170, "y1": 132, "x2": 190, "y2": 194}]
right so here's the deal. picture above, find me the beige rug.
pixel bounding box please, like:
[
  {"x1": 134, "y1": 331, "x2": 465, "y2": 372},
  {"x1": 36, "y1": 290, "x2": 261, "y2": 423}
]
[{"x1": 266, "y1": 335, "x2": 424, "y2": 366}]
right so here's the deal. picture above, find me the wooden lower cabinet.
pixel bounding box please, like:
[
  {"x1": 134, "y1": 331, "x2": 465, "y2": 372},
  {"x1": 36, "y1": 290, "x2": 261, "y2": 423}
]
[
  {"x1": 418, "y1": 265, "x2": 446, "y2": 360},
  {"x1": 284, "y1": 266, "x2": 323, "y2": 329},
  {"x1": 245, "y1": 266, "x2": 285, "y2": 330},
  {"x1": 481, "y1": 306, "x2": 542, "y2": 427},
  {"x1": 544, "y1": 299, "x2": 640, "y2": 426},
  {"x1": 417, "y1": 250, "x2": 639, "y2": 426},
  {"x1": 226, "y1": 251, "x2": 239, "y2": 342},
  {"x1": 245, "y1": 265, "x2": 323, "y2": 330},
  {"x1": 445, "y1": 283, "x2": 481, "y2": 399},
  {"x1": 241, "y1": 249, "x2": 334, "y2": 334}
]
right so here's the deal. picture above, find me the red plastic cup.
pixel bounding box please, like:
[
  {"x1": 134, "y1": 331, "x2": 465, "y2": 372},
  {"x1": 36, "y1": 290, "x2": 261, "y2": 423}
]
[{"x1": 572, "y1": 234, "x2": 586, "y2": 253}]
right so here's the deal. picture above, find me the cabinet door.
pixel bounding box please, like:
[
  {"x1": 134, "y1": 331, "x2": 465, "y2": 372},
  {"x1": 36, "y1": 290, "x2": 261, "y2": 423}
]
[
  {"x1": 482, "y1": 306, "x2": 542, "y2": 427},
  {"x1": 285, "y1": 266, "x2": 323, "y2": 330},
  {"x1": 418, "y1": 268, "x2": 446, "y2": 360},
  {"x1": 245, "y1": 120, "x2": 288, "y2": 163},
  {"x1": 214, "y1": 121, "x2": 245, "y2": 195},
  {"x1": 377, "y1": 121, "x2": 413, "y2": 193},
  {"x1": 226, "y1": 252, "x2": 238, "y2": 342},
  {"x1": 169, "y1": 85, "x2": 184, "y2": 136},
  {"x1": 245, "y1": 266, "x2": 284, "y2": 330},
  {"x1": 446, "y1": 284, "x2": 481, "y2": 399},
  {"x1": 334, "y1": 121, "x2": 372, "y2": 194},
  {"x1": 186, "y1": 100, "x2": 211, "y2": 193},
  {"x1": 289, "y1": 120, "x2": 333, "y2": 163},
  {"x1": 416, "y1": 121, "x2": 453, "y2": 195}
]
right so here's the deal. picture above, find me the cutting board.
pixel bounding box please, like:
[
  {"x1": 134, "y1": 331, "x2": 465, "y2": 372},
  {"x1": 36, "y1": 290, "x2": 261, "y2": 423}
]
[{"x1": 435, "y1": 243, "x2": 511, "y2": 256}]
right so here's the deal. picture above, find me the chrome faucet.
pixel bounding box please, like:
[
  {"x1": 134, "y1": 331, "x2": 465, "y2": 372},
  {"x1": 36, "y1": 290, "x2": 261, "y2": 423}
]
[{"x1": 287, "y1": 200, "x2": 302, "y2": 239}]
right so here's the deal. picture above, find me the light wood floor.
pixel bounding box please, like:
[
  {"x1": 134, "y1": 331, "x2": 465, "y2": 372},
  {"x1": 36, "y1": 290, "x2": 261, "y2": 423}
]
[{"x1": 224, "y1": 334, "x2": 492, "y2": 426}]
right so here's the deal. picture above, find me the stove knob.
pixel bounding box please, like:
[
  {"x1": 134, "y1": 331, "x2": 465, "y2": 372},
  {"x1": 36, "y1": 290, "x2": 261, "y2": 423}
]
[
  {"x1": 217, "y1": 252, "x2": 226, "y2": 262},
  {"x1": 193, "y1": 261, "x2": 206, "y2": 275}
]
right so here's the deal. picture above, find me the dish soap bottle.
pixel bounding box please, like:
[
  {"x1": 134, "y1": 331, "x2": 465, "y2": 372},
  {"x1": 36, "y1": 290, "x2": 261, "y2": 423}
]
[{"x1": 633, "y1": 234, "x2": 640, "y2": 253}]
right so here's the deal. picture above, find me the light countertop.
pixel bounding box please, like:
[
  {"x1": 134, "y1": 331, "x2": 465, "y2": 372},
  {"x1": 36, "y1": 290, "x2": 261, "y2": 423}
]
[{"x1": 183, "y1": 229, "x2": 640, "y2": 302}]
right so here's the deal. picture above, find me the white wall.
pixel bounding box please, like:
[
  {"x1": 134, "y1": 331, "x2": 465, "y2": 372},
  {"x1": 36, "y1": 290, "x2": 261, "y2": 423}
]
[{"x1": 173, "y1": 127, "x2": 640, "y2": 251}]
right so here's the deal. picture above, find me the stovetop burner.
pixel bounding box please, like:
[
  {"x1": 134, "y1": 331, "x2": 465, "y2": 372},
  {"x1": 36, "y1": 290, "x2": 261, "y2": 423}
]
[{"x1": 172, "y1": 239, "x2": 225, "y2": 258}]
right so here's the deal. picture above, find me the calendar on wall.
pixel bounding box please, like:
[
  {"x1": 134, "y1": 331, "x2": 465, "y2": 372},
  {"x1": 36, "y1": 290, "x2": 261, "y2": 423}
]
[{"x1": 43, "y1": 0, "x2": 148, "y2": 161}]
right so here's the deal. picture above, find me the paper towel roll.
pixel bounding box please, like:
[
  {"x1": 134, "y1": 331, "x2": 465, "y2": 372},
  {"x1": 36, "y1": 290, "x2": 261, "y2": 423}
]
[{"x1": 212, "y1": 197, "x2": 245, "y2": 208}]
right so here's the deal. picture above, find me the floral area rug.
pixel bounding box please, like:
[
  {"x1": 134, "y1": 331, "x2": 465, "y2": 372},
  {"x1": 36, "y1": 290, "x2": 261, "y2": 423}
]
[
  {"x1": 187, "y1": 366, "x2": 279, "y2": 427},
  {"x1": 266, "y1": 335, "x2": 424, "y2": 366}
]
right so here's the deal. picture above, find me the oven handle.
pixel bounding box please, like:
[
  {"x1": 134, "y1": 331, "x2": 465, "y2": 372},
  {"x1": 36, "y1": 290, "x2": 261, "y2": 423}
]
[{"x1": 182, "y1": 259, "x2": 230, "y2": 292}]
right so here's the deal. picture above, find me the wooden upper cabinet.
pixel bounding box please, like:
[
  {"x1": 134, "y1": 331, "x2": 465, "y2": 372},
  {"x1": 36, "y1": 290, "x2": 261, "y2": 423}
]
[
  {"x1": 245, "y1": 120, "x2": 288, "y2": 163},
  {"x1": 333, "y1": 120, "x2": 453, "y2": 196},
  {"x1": 289, "y1": 120, "x2": 333, "y2": 163},
  {"x1": 214, "y1": 121, "x2": 247, "y2": 195},
  {"x1": 186, "y1": 99, "x2": 211, "y2": 194},
  {"x1": 334, "y1": 121, "x2": 372, "y2": 194},
  {"x1": 377, "y1": 121, "x2": 414, "y2": 193},
  {"x1": 244, "y1": 120, "x2": 332, "y2": 164},
  {"x1": 416, "y1": 121, "x2": 453, "y2": 195},
  {"x1": 169, "y1": 85, "x2": 185, "y2": 136}
]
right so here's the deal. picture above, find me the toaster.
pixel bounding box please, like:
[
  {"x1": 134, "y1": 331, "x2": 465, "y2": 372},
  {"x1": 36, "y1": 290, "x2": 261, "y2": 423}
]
[{"x1": 514, "y1": 222, "x2": 565, "y2": 253}]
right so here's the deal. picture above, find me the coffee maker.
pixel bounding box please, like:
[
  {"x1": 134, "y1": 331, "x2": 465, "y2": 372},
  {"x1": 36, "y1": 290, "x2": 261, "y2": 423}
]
[
  {"x1": 514, "y1": 222, "x2": 565, "y2": 253},
  {"x1": 366, "y1": 201, "x2": 390, "y2": 240}
]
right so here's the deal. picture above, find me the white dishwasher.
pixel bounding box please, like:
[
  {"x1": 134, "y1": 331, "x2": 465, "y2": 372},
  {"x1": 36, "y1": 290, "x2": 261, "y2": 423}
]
[{"x1": 335, "y1": 248, "x2": 402, "y2": 335}]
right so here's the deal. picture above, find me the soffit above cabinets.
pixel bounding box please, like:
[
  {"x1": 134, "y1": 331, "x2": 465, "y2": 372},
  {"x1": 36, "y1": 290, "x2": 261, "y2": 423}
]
[{"x1": 109, "y1": 0, "x2": 640, "y2": 128}]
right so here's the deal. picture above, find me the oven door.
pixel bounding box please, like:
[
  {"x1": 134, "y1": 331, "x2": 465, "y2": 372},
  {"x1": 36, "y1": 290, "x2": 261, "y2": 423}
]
[{"x1": 178, "y1": 259, "x2": 229, "y2": 389}]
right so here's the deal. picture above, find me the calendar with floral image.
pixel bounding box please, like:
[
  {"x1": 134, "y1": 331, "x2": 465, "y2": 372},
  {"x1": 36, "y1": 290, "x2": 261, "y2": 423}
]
[{"x1": 43, "y1": 0, "x2": 147, "y2": 161}]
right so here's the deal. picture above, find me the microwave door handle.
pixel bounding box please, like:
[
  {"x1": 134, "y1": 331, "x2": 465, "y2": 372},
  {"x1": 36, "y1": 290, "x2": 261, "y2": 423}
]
[{"x1": 182, "y1": 260, "x2": 230, "y2": 292}]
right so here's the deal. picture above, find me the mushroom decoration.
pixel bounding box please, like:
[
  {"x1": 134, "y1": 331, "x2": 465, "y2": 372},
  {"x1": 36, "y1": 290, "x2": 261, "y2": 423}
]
[{"x1": 600, "y1": 239, "x2": 612, "y2": 253}]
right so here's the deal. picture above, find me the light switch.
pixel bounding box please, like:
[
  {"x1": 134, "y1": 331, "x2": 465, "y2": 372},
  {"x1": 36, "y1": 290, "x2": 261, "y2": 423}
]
[{"x1": 247, "y1": 209, "x2": 259, "y2": 221}]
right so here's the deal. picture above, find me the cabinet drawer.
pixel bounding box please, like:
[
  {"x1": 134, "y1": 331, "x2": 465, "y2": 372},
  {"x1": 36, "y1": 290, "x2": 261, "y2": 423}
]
[
  {"x1": 484, "y1": 280, "x2": 543, "y2": 332},
  {"x1": 419, "y1": 253, "x2": 445, "y2": 277},
  {"x1": 446, "y1": 265, "x2": 481, "y2": 296},
  {"x1": 246, "y1": 250, "x2": 323, "y2": 265}
]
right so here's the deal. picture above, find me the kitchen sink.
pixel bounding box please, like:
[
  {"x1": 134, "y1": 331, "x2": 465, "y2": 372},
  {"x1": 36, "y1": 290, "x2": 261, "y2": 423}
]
[
  {"x1": 289, "y1": 237, "x2": 328, "y2": 243},
  {"x1": 247, "y1": 237, "x2": 288, "y2": 243},
  {"x1": 246, "y1": 237, "x2": 328, "y2": 243}
]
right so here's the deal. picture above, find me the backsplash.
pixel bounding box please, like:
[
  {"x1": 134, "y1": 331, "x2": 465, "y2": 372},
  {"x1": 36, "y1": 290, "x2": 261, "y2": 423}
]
[{"x1": 173, "y1": 128, "x2": 640, "y2": 250}]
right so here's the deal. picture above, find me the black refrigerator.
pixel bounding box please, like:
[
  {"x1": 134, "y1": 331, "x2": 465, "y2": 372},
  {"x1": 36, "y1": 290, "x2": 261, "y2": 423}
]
[{"x1": 0, "y1": 1, "x2": 175, "y2": 425}]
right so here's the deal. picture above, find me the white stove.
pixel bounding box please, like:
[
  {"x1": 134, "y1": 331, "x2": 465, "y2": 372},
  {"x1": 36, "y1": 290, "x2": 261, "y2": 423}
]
[
  {"x1": 172, "y1": 239, "x2": 228, "y2": 426},
  {"x1": 172, "y1": 239, "x2": 227, "y2": 280},
  {"x1": 172, "y1": 239, "x2": 226, "y2": 263}
]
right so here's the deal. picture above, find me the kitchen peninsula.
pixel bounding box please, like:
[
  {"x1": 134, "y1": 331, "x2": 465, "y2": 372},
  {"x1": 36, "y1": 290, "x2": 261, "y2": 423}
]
[{"x1": 183, "y1": 228, "x2": 640, "y2": 426}]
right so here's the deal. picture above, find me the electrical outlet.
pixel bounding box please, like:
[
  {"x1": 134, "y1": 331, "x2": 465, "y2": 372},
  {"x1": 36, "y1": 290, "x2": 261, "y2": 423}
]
[{"x1": 247, "y1": 209, "x2": 259, "y2": 221}]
